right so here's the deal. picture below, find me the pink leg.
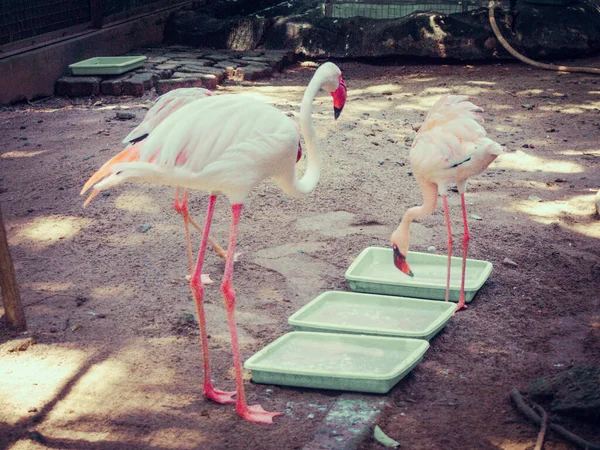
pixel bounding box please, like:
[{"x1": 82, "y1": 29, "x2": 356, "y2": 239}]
[
  {"x1": 223, "y1": 204, "x2": 281, "y2": 424},
  {"x1": 174, "y1": 188, "x2": 212, "y2": 284},
  {"x1": 457, "y1": 193, "x2": 471, "y2": 311},
  {"x1": 442, "y1": 196, "x2": 454, "y2": 303},
  {"x1": 189, "y1": 195, "x2": 236, "y2": 404}
]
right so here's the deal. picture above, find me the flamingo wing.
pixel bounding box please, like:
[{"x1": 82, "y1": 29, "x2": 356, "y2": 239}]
[
  {"x1": 90, "y1": 95, "x2": 300, "y2": 203},
  {"x1": 122, "y1": 88, "x2": 214, "y2": 144},
  {"x1": 410, "y1": 95, "x2": 503, "y2": 188}
]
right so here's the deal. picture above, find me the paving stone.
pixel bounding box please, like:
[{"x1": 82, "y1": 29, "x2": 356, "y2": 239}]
[
  {"x1": 122, "y1": 72, "x2": 156, "y2": 97},
  {"x1": 55, "y1": 76, "x2": 102, "y2": 97},
  {"x1": 164, "y1": 52, "x2": 205, "y2": 59},
  {"x1": 214, "y1": 61, "x2": 240, "y2": 77},
  {"x1": 177, "y1": 63, "x2": 213, "y2": 73},
  {"x1": 146, "y1": 56, "x2": 170, "y2": 64},
  {"x1": 241, "y1": 56, "x2": 284, "y2": 70},
  {"x1": 156, "y1": 77, "x2": 205, "y2": 95},
  {"x1": 204, "y1": 53, "x2": 236, "y2": 62},
  {"x1": 100, "y1": 75, "x2": 132, "y2": 96},
  {"x1": 241, "y1": 50, "x2": 266, "y2": 57},
  {"x1": 232, "y1": 64, "x2": 273, "y2": 82}
]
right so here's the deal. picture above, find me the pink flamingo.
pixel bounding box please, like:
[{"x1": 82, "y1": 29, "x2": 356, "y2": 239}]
[
  {"x1": 81, "y1": 62, "x2": 347, "y2": 423},
  {"x1": 97, "y1": 88, "x2": 229, "y2": 282},
  {"x1": 391, "y1": 94, "x2": 503, "y2": 311}
]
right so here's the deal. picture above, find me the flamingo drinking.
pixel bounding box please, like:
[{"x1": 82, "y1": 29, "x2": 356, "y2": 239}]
[
  {"x1": 391, "y1": 94, "x2": 503, "y2": 311},
  {"x1": 81, "y1": 62, "x2": 347, "y2": 423}
]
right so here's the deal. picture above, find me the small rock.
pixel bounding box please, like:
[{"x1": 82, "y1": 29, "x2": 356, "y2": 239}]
[
  {"x1": 595, "y1": 189, "x2": 600, "y2": 215},
  {"x1": 503, "y1": 257, "x2": 518, "y2": 267},
  {"x1": 522, "y1": 104, "x2": 535, "y2": 110},
  {"x1": 28, "y1": 407, "x2": 38, "y2": 413},
  {"x1": 470, "y1": 214, "x2": 483, "y2": 220},
  {"x1": 116, "y1": 112, "x2": 136, "y2": 120},
  {"x1": 554, "y1": 178, "x2": 566, "y2": 183},
  {"x1": 528, "y1": 195, "x2": 542, "y2": 202},
  {"x1": 138, "y1": 224, "x2": 153, "y2": 233},
  {"x1": 427, "y1": 245, "x2": 437, "y2": 252}
]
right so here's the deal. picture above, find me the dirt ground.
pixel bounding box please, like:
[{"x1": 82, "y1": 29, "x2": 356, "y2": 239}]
[{"x1": 1, "y1": 57, "x2": 599, "y2": 450}]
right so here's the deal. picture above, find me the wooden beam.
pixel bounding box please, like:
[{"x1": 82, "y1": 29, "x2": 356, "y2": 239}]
[{"x1": 0, "y1": 204, "x2": 26, "y2": 331}]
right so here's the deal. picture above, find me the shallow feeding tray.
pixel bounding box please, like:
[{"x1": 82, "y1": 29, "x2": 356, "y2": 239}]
[
  {"x1": 288, "y1": 291, "x2": 457, "y2": 341},
  {"x1": 69, "y1": 56, "x2": 147, "y2": 75},
  {"x1": 244, "y1": 331, "x2": 429, "y2": 393},
  {"x1": 345, "y1": 247, "x2": 492, "y2": 303}
]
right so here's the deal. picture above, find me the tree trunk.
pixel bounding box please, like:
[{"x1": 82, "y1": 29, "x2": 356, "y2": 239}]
[{"x1": 0, "y1": 204, "x2": 26, "y2": 331}]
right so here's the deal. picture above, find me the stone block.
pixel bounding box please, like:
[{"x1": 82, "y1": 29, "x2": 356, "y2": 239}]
[
  {"x1": 100, "y1": 75, "x2": 132, "y2": 96},
  {"x1": 214, "y1": 61, "x2": 240, "y2": 77},
  {"x1": 232, "y1": 65, "x2": 273, "y2": 82},
  {"x1": 122, "y1": 73, "x2": 156, "y2": 97},
  {"x1": 156, "y1": 77, "x2": 205, "y2": 95},
  {"x1": 55, "y1": 76, "x2": 102, "y2": 97}
]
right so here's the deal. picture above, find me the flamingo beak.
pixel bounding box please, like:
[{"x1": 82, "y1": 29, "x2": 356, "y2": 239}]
[
  {"x1": 332, "y1": 77, "x2": 347, "y2": 120},
  {"x1": 393, "y1": 244, "x2": 414, "y2": 277}
]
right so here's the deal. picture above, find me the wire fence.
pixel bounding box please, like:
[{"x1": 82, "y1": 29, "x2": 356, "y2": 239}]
[
  {"x1": 0, "y1": 0, "x2": 184, "y2": 47},
  {"x1": 322, "y1": 0, "x2": 510, "y2": 19},
  {"x1": 0, "y1": 0, "x2": 91, "y2": 46}
]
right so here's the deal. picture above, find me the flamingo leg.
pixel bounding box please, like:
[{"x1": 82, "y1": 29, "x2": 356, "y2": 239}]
[
  {"x1": 189, "y1": 194, "x2": 236, "y2": 404},
  {"x1": 457, "y1": 193, "x2": 471, "y2": 311},
  {"x1": 174, "y1": 188, "x2": 212, "y2": 285},
  {"x1": 442, "y1": 195, "x2": 454, "y2": 303},
  {"x1": 222, "y1": 203, "x2": 281, "y2": 424}
]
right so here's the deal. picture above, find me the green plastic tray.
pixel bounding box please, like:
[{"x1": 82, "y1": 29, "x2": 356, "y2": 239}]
[
  {"x1": 69, "y1": 56, "x2": 147, "y2": 75},
  {"x1": 345, "y1": 247, "x2": 492, "y2": 303},
  {"x1": 244, "y1": 332, "x2": 429, "y2": 393},
  {"x1": 288, "y1": 291, "x2": 457, "y2": 340}
]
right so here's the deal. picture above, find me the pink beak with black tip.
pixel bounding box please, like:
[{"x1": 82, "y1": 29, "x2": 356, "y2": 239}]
[
  {"x1": 331, "y1": 76, "x2": 347, "y2": 120},
  {"x1": 393, "y1": 244, "x2": 414, "y2": 277}
]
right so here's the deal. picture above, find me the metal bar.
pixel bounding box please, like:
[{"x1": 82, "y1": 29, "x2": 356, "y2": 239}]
[{"x1": 91, "y1": 0, "x2": 103, "y2": 29}]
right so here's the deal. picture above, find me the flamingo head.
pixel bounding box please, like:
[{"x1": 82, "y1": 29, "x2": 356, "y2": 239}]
[
  {"x1": 316, "y1": 62, "x2": 347, "y2": 120},
  {"x1": 331, "y1": 76, "x2": 347, "y2": 120},
  {"x1": 391, "y1": 231, "x2": 413, "y2": 277}
]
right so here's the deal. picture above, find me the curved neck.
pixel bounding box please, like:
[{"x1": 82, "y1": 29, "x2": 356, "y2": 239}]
[
  {"x1": 290, "y1": 75, "x2": 324, "y2": 196},
  {"x1": 392, "y1": 182, "x2": 438, "y2": 253}
]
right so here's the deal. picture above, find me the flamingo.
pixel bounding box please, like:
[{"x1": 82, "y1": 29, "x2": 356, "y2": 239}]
[
  {"x1": 81, "y1": 62, "x2": 347, "y2": 423},
  {"x1": 87, "y1": 88, "x2": 230, "y2": 283},
  {"x1": 391, "y1": 94, "x2": 503, "y2": 311}
]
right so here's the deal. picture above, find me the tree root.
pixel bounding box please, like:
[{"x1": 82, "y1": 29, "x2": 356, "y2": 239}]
[
  {"x1": 509, "y1": 388, "x2": 600, "y2": 450},
  {"x1": 488, "y1": 2, "x2": 600, "y2": 75}
]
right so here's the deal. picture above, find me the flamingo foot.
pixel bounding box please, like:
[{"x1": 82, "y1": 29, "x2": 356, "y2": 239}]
[
  {"x1": 185, "y1": 274, "x2": 214, "y2": 285},
  {"x1": 455, "y1": 302, "x2": 468, "y2": 313},
  {"x1": 237, "y1": 403, "x2": 282, "y2": 424},
  {"x1": 205, "y1": 386, "x2": 236, "y2": 405}
]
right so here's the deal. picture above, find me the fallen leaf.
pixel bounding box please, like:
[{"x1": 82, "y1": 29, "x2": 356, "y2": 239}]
[{"x1": 374, "y1": 425, "x2": 400, "y2": 448}]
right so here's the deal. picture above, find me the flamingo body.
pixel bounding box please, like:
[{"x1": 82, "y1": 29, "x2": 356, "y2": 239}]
[
  {"x1": 392, "y1": 94, "x2": 503, "y2": 310},
  {"x1": 82, "y1": 62, "x2": 347, "y2": 423},
  {"x1": 97, "y1": 95, "x2": 301, "y2": 204}
]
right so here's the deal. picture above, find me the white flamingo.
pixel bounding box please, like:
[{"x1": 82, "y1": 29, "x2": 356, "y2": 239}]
[
  {"x1": 81, "y1": 62, "x2": 347, "y2": 423},
  {"x1": 391, "y1": 94, "x2": 503, "y2": 311}
]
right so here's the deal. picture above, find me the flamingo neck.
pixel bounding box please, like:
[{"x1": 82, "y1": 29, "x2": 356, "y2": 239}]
[
  {"x1": 291, "y1": 75, "x2": 324, "y2": 196},
  {"x1": 391, "y1": 182, "x2": 438, "y2": 254}
]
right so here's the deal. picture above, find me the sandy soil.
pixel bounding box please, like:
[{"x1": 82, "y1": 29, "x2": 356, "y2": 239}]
[{"x1": 1, "y1": 57, "x2": 599, "y2": 450}]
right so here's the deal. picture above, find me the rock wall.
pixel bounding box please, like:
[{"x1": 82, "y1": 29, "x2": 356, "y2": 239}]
[{"x1": 165, "y1": 0, "x2": 600, "y2": 60}]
